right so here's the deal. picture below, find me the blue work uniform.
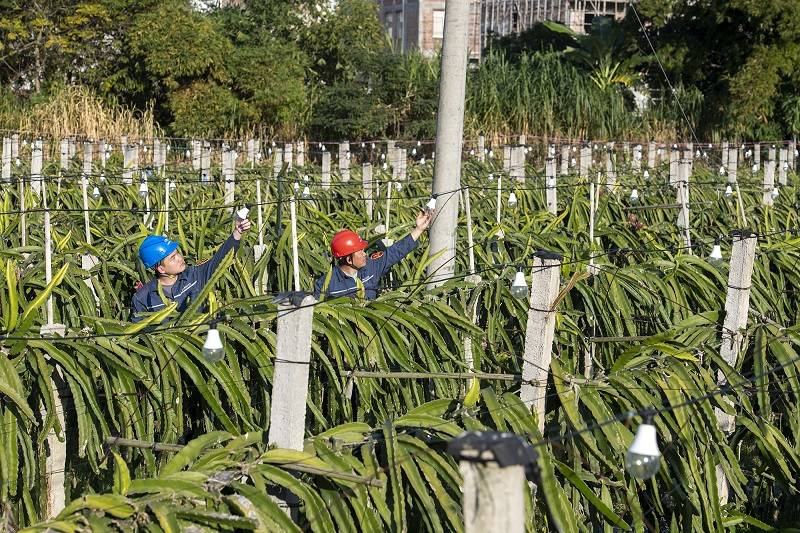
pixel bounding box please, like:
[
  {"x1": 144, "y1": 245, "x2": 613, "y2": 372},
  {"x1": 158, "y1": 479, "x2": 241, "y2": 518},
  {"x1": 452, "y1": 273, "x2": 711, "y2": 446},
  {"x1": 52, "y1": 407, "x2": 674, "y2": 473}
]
[
  {"x1": 313, "y1": 234, "x2": 419, "y2": 301},
  {"x1": 131, "y1": 235, "x2": 240, "y2": 322}
]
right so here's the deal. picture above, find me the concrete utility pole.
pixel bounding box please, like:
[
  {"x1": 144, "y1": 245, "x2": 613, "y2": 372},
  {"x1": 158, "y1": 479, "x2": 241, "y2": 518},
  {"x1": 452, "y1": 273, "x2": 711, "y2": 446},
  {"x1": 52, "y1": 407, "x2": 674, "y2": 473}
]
[
  {"x1": 363, "y1": 163, "x2": 373, "y2": 221},
  {"x1": 338, "y1": 142, "x2": 350, "y2": 181},
  {"x1": 321, "y1": 151, "x2": 331, "y2": 189},
  {"x1": 426, "y1": 0, "x2": 470, "y2": 288},
  {"x1": 448, "y1": 431, "x2": 537, "y2": 533},
  {"x1": 545, "y1": 157, "x2": 557, "y2": 214},
  {"x1": 268, "y1": 294, "x2": 316, "y2": 450},
  {"x1": 714, "y1": 230, "x2": 757, "y2": 504},
  {"x1": 521, "y1": 251, "x2": 562, "y2": 432}
]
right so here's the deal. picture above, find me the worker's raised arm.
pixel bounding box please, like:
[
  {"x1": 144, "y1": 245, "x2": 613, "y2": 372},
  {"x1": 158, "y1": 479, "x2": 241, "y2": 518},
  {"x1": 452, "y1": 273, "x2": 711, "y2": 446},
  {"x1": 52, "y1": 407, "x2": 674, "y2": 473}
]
[
  {"x1": 195, "y1": 218, "x2": 251, "y2": 284},
  {"x1": 372, "y1": 210, "x2": 433, "y2": 277}
]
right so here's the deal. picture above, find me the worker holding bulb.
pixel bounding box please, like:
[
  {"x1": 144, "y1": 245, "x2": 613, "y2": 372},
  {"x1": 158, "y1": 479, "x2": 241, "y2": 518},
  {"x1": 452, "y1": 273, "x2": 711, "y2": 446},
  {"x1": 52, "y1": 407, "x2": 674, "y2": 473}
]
[
  {"x1": 131, "y1": 207, "x2": 252, "y2": 322},
  {"x1": 314, "y1": 203, "x2": 435, "y2": 301}
]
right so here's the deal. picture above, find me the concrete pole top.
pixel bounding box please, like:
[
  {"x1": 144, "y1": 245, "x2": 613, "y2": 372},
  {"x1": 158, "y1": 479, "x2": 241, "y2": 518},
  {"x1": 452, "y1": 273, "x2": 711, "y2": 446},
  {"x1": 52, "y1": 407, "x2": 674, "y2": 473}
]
[{"x1": 533, "y1": 250, "x2": 563, "y2": 261}]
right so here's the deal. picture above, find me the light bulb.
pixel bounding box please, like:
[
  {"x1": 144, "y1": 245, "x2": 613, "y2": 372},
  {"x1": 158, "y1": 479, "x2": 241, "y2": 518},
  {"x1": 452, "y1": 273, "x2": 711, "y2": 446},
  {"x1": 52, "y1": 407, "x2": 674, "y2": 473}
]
[
  {"x1": 643, "y1": 170, "x2": 650, "y2": 179},
  {"x1": 783, "y1": 162, "x2": 789, "y2": 170},
  {"x1": 322, "y1": 145, "x2": 326, "y2": 151},
  {"x1": 185, "y1": 149, "x2": 191, "y2": 158},
  {"x1": 100, "y1": 174, "x2": 106, "y2": 183},
  {"x1": 745, "y1": 149, "x2": 751, "y2": 158},
  {"x1": 92, "y1": 186, "x2": 101, "y2": 200},
  {"x1": 511, "y1": 270, "x2": 528, "y2": 298},
  {"x1": 417, "y1": 140, "x2": 421, "y2": 147},
  {"x1": 724, "y1": 185, "x2": 733, "y2": 197},
  {"x1": 235, "y1": 206, "x2": 249, "y2": 221},
  {"x1": 170, "y1": 181, "x2": 177, "y2": 191},
  {"x1": 708, "y1": 143, "x2": 713, "y2": 148},
  {"x1": 488, "y1": 150, "x2": 494, "y2": 158},
  {"x1": 629, "y1": 188, "x2": 639, "y2": 204},
  {"x1": 395, "y1": 181, "x2": 402, "y2": 191},
  {"x1": 303, "y1": 174, "x2": 309, "y2": 182},
  {"x1": 138, "y1": 181, "x2": 148, "y2": 198},
  {"x1": 380, "y1": 153, "x2": 385, "y2": 161},
  {"x1": 719, "y1": 165, "x2": 726, "y2": 175},
  {"x1": 382, "y1": 163, "x2": 388, "y2": 170},
  {"x1": 570, "y1": 157, "x2": 576, "y2": 166},
  {"x1": 420, "y1": 157, "x2": 426, "y2": 166},
  {"x1": 488, "y1": 173, "x2": 494, "y2": 181},
  {"x1": 772, "y1": 187, "x2": 779, "y2": 199},
  {"x1": 202, "y1": 328, "x2": 225, "y2": 362},
  {"x1": 625, "y1": 422, "x2": 661, "y2": 480},
  {"x1": 752, "y1": 164, "x2": 758, "y2": 172},
  {"x1": 469, "y1": 149, "x2": 475, "y2": 156},
  {"x1": 14, "y1": 158, "x2": 20, "y2": 166},
  {"x1": 293, "y1": 182, "x2": 300, "y2": 192},
  {"x1": 695, "y1": 150, "x2": 700, "y2": 158},
  {"x1": 361, "y1": 142, "x2": 365, "y2": 148},
  {"x1": 412, "y1": 148, "x2": 417, "y2": 156},
  {"x1": 271, "y1": 141, "x2": 276, "y2": 147},
  {"x1": 425, "y1": 197, "x2": 436, "y2": 212},
  {"x1": 709, "y1": 237, "x2": 723, "y2": 264},
  {"x1": 549, "y1": 146, "x2": 555, "y2": 156},
  {"x1": 508, "y1": 191, "x2": 518, "y2": 207},
  {"x1": 371, "y1": 142, "x2": 376, "y2": 150},
  {"x1": 302, "y1": 186, "x2": 311, "y2": 198}
]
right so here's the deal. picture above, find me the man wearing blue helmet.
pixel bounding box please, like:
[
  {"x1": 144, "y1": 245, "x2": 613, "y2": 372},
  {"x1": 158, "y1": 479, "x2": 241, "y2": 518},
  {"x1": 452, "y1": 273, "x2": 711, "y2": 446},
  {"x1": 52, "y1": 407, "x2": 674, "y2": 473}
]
[{"x1": 131, "y1": 216, "x2": 251, "y2": 322}]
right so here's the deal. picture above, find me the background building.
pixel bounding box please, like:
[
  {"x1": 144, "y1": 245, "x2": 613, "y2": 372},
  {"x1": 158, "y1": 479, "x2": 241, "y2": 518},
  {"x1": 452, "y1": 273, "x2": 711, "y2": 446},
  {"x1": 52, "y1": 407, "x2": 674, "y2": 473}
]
[{"x1": 376, "y1": 0, "x2": 635, "y2": 59}]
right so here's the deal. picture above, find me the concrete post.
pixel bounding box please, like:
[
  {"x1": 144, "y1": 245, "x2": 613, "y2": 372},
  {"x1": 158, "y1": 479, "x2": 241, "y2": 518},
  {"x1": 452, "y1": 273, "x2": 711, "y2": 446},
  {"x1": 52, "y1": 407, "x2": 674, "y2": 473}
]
[
  {"x1": 511, "y1": 146, "x2": 524, "y2": 182},
  {"x1": 502, "y1": 145, "x2": 512, "y2": 175},
  {"x1": 31, "y1": 140, "x2": 43, "y2": 198},
  {"x1": 545, "y1": 157, "x2": 557, "y2": 214},
  {"x1": 11, "y1": 134, "x2": 18, "y2": 160},
  {"x1": 123, "y1": 137, "x2": 135, "y2": 185},
  {"x1": 763, "y1": 160, "x2": 775, "y2": 206},
  {"x1": 677, "y1": 177, "x2": 691, "y2": 251},
  {"x1": 647, "y1": 141, "x2": 656, "y2": 169},
  {"x1": 80, "y1": 143, "x2": 92, "y2": 245},
  {"x1": 669, "y1": 149, "x2": 679, "y2": 187},
  {"x1": 223, "y1": 145, "x2": 235, "y2": 212},
  {"x1": 754, "y1": 143, "x2": 761, "y2": 169},
  {"x1": 83, "y1": 141, "x2": 93, "y2": 183},
  {"x1": 579, "y1": 145, "x2": 591, "y2": 178},
  {"x1": 363, "y1": 163, "x2": 373, "y2": 221},
  {"x1": 728, "y1": 148, "x2": 738, "y2": 184},
  {"x1": 321, "y1": 152, "x2": 331, "y2": 189},
  {"x1": 2, "y1": 137, "x2": 10, "y2": 181},
  {"x1": 338, "y1": 142, "x2": 350, "y2": 181},
  {"x1": 520, "y1": 251, "x2": 562, "y2": 432},
  {"x1": 447, "y1": 432, "x2": 535, "y2": 533},
  {"x1": 605, "y1": 143, "x2": 616, "y2": 190},
  {"x1": 478, "y1": 135, "x2": 485, "y2": 162},
  {"x1": 779, "y1": 148, "x2": 787, "y2": 185},
  {"x1": 296, "y1": 141, "x2": 305, "y2": 167},
  {"x1": 633, "y1": 144, "x2": 642, "y2": 171},
  {"x1": 59, "y1": 138, "x2": 69, "y2": 172},
  {"x1": 268, "y1": 294, "x2": 316, "y2": 450},
  {"x1": 273, "y1": 147, "x2": 283, "y2": 178},
  {"x1": 284, "y1": 143, "x2": 293, "y2": 171},
  {"x1": 201, "y1": 141, "x2": 211, "y2": 182},
  {"x1": 768, "y1": 145, "x2": 776, "y2": 163},
  {"x1": 560, "y1": 145, "x2": 569, "y2": 175},
  {"x1": 192, "y1": 140, "x2": 201, "y2": 170},
  {"x1": 426, "y1": 0, "x2": 469, "y2": 288},
  {"x1": 722, "y1": 141, "x2": 729, "y2": 168}
]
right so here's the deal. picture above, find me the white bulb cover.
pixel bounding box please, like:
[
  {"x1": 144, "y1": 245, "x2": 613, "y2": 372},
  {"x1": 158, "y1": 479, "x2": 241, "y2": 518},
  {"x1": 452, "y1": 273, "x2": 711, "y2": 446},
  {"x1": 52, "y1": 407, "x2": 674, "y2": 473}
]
[
  {"x1": 303, "y1": 174, "x2": 309, "y2": 181},
  {"x1": 420, "y1": 158, "x2": 426, "y2": 165},
  {"x1": 417, "y1": 140, "x2": 421, "y2": 146},
  {"x1": 138, "y1": 182, "x2": 148, "y2": 194},
  {"x1": 371, "y1": 143, "x2": 376, "y2": 149},
  {"x1": 100, "y1": 174, "x2": 106, "y2": 182},
  {"x1": 488, "y1": 150, "x2": 494, "y2": 157},
  {"x1": 752, "y1": 164, "x2": 758, "y2": 172},
  {"x1": 725, "y1": 185, "x2": 733, "y2": 197},
  {"x1": 469, "y1": 149, "x2": 475, "y2": 156},
  {"x1": 426, "y1": 197, "x2": 437, "y2": 211},
  {"x1": 293, "y1": 182, "x2": 300, "y2": 191},
  {"x1": 508, "y1": 192, "x2": 518, "y2": 206},
  {"x1": 719, "y1": 165, "x2": 726, "y2": 175},
  {"x1": 235, "y1": 206, "x2": 249, "y2": 220},
  {"x1": 380, "y1": 153, "x2": 386, "y2": 160},
  {"x1": 570, "y1": 157, "x2": 576, "y2": 166},
  {"x1": 185, "y1": 150, "x2": 191, "y2": 158},
  {"x1": 511, "y1": 271, "x2": 528, "y2": 298},
  {"x1": 488, "y1": 173, "x2": 494, "y2": 181},
  {"x1": 772, "y1": 187, "x2": 779, "y2": 198},
  {"x1": 395, "y1": 181, "x2": 402, "y2": 191},
  {"x1": 643, "y1": 170, "x2": 650, "y2": 179},
  {"x1": 710, "y1": 244, "x2": 723, "y2": 261},
  {"x1": 92, "y1": 186, "x2": 101, "y2": 199},
  {"x1": 412, "y1": 148, "x2": 417, "y2": 156},
  {"x1": 202, "y1": 328, "x2": 225, "y2": 363},
  {"x1": 302, "y1": 186, "x2": 311, "y2": 198},
  {"x1": 625, "y1": 423, "x2": 661, "y2": 479},
  {"x1": 630, "y1": 189, "x2": 639, "y2": 201},
  {"x1": 382, "y1": 163, "x2": 388, "y2": 170}
]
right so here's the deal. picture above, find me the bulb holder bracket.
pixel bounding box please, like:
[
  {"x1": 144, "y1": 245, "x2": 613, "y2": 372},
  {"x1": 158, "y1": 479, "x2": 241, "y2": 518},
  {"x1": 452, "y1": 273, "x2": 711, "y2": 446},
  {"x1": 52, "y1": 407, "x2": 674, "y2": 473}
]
[{"x1": 448, "y1": 431, "x2": 538, "y2": 467}]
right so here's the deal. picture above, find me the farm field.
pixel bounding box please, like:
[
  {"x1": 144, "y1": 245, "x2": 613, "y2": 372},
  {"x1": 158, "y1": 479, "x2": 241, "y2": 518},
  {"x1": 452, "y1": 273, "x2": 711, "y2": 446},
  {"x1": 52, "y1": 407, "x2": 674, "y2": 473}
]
[{"x1": 1, "y1": 137, "x2": 799, "y2": 531}]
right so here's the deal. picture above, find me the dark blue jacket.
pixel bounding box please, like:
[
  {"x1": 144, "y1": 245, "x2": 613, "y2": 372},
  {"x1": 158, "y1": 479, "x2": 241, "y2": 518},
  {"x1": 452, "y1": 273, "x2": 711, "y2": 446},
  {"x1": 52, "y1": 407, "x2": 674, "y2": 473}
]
[
  {"x1": 313, "y1": 234, "x2": 419, "y2": 301},
  {"x1": 131, "y1": 235, "x2": 240, "y2": 322}
]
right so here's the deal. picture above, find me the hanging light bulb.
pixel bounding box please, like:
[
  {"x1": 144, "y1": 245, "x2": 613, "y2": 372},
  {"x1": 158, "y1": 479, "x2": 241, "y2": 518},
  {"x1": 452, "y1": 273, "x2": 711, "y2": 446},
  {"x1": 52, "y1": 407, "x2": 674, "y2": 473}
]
[
  {"x1": 570, "y1": 157, "x2": 576, "y2": 166},
  {"x1": 395, "y1": 181, "x2": 402, "y2": 191},
  {"x1": 549, "y1": 145, "x2": 556, "y2": 156},
  {"x1": 469, "y1": 149, "x2": 475, "y2": 156},
  {"x1": 745, "y1": 149, "x2": 752, "y2": 159},
  {"x1": 625, "y1": 417, "x2": 661, "y2": 480},
  {"x1": 425, "y1": 196, "x2": 436, "y2": 213},
  {"x1": 412, "y1": 148, "x2": 417, "y2": 156},
  {"x1": 510, "y1": 268, "x2": 528, "y2": 298},
  {"x1": 14, "y1": 158, "x2": 20, "y2": 166},
  {"x1": 293, "y1": 182, "x2": 300, "y2": 192},
  {"x1": 303, "y1": 174, "x2": 309, "y2": 182},
  {"x1": 271, "y1": 140, "x2": 276, "y2": 147},
  {"x1": 643, "y1": 169, "x2": 650, "y2": 179},
  {"x1": 202, "y1": 326, "x2": 225, "y2": 363},
  {"x1": 695, "y1": 149, "x2": 701, "y2": 158},
  {"x1": 724, "y1": 185, "x2": 733, "y2": 197},
  {"x1": 488, "y1": 150, "x2": 494, "y2": 158},
  {"x1": 420, "y1": 157, "x2": 426, "y2": 165},
  {"x1": 321, "y1": 144, "x2": 326, "y2": 152},
  {"x1": 508, "y1": 191, "x2": 518, "y2": 207},
  {"x1": 302, "y1": 185, "x2": 311, "y2": 198},
  {"x1": 719, "y1": 165, "x2": 726, "y2": 175},
  {"x1": 488, "y1": 173, "x2": 494, "y2": 181},
  {"x1": 138, "y1": 181, "x2": 148, "y2": 198},
  {"x1": 709, "y1": 236, "x2": 723, "y2": 264},
  {"x1": 629, "y1": 188, "x2": 639, "y2": 204},
  {"x1": 752, "y1": 164, "x2": 758, "y2": 173},
  {"x1": 91, "y1": 186, "x2": 101, "y2": 200},
  {"x1": 361, "y1": 142, "x2": 365, "y2": 148},
  {"x1": 235, "y1": 206, "x2": 250, "y2": 221},
  {"x1": 371, "y1": 142, "x2": 376, "y2": 150},
  {"x1": 708, "y1": 143, "x2": 713, "y2": 149},
  {"x1": 99, "y1": 173, "x2": 106, "y2": 183},
  {"x1": 185, "y1": 149, "x2": 191, "y2": 158},
  {"x1": 772, "y1": 186, "x2": 780, "y2": 199},
  {"x1": 380, "y1": 153, "x2": 386, "y2": 161}
]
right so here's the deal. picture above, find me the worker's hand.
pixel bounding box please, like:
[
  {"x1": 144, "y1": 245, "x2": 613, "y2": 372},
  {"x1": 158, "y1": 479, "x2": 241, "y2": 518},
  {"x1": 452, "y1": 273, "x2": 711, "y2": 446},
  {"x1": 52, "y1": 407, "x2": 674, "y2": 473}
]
[
  {"x1": 233, "y1": 218, "x2": 252, "y2": 240},
  {"x1": 411, "y1": 209, "x2": 434, "y2": 240}
]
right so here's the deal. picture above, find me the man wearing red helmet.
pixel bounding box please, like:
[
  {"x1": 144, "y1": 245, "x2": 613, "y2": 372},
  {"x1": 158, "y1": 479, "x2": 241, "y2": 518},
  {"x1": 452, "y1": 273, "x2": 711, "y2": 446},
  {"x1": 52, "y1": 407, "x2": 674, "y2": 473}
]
[{"x1": 314, "y1": 210, "x2": 434, "y2": 300}]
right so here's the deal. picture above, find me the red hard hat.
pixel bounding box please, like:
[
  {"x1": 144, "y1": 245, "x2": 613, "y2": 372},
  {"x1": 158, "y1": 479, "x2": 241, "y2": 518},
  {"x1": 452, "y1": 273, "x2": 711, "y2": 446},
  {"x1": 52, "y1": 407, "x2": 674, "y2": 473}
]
[{"x1": 331, "y1": 230, "x2": 368, "y2": 258}]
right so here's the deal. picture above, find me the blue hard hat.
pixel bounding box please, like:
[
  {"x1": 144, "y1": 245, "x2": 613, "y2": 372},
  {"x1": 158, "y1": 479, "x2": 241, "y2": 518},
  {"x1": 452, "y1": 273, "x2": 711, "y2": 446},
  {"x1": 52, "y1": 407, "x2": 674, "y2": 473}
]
[{"x1": 138, "y1": 235, "x2": 179, "y2": 268}]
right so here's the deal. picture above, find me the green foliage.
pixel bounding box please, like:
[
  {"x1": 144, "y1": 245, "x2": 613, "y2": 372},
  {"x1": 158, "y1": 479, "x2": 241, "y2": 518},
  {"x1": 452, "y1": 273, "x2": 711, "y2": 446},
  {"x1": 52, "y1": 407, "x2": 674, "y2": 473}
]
[{"x1": 167, "y1": 81, "x2": 258, "y2": 137}]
